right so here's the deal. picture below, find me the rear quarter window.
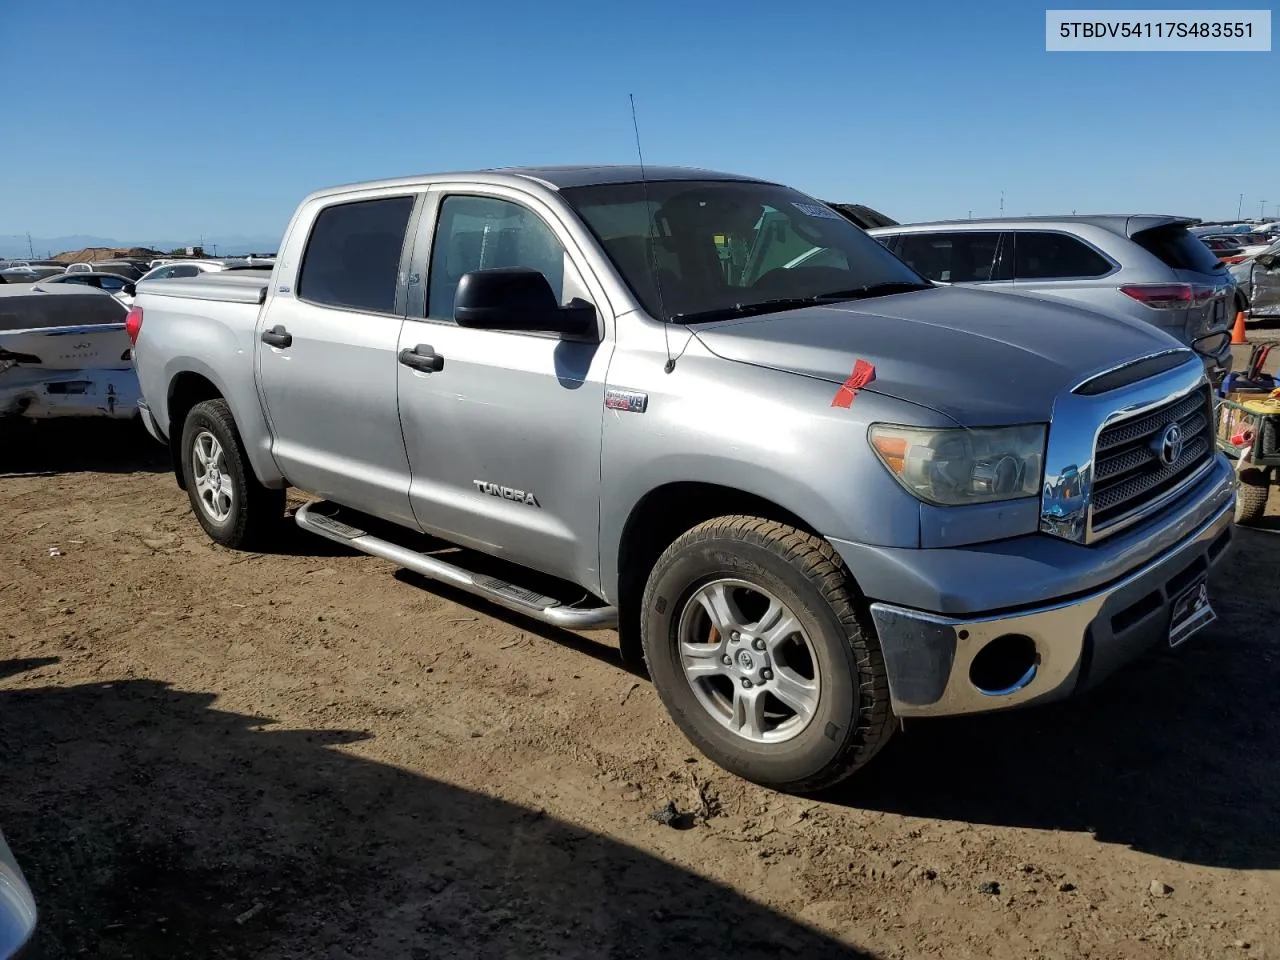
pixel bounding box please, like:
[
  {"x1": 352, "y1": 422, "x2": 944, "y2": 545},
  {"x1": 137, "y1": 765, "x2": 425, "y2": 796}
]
[
  {"x1": 1012, "y1": 232, "x2": 1113, "y2": 280},
  {"x1": 1133, "y1": 226, "x2": 1225, "y2": 274},
  {"x1": 298, "y1": 196, "x2": 415, "y2": 314}
]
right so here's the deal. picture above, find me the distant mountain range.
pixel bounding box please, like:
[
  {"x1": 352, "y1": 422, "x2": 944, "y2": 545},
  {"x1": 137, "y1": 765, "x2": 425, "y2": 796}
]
[{"x1": 0, "y1": 233, "x2": 281, "y2": 259}]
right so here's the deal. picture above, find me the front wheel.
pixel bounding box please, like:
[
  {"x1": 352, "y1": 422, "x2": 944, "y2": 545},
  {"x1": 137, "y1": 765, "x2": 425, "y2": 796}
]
[
  {"x1": 180, "y1": 399, "x2": 284, "y2": 549},
  {"x1": 640, "y1": 516, "x2": 894, "y2": 793}
]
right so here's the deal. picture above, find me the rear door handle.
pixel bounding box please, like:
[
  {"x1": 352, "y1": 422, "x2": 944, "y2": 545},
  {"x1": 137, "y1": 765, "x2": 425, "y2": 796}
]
[
  {"x1": 261, "y1": 325, "x2": 292, "y2": 348},
  {"x1": 399, "y1": 344, "x2": 444, "y2": 373}
]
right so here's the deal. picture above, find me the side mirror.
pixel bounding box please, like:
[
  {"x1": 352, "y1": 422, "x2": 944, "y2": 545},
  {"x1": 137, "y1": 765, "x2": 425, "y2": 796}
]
[
  {"x1": 1192, "y1": 330, "x2": 1231, "y2": 357},
  {"x1": 122, "y1": 282, "x2": 137, "y2": 297},
  {"x1": 1256, "y1": 254, "x2": 1277, "y2": 269},
  {"x1": 454, "y1": 267, "x2": 595, "y2": 337}
]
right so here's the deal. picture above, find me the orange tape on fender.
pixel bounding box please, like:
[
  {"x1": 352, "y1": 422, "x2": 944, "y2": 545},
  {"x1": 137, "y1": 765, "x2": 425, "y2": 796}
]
[{"x1": 830, "y1": 359, "x2": 875, "y2": 409}]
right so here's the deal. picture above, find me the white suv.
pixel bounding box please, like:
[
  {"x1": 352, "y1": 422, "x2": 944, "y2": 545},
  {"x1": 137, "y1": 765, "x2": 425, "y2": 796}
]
[{"x1": 870, "y1": 216, "x2": 1237, "y2": 380}]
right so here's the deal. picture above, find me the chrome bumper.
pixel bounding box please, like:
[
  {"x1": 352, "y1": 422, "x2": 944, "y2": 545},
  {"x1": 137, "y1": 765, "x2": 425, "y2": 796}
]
[
  {"x1": 869, "y1": 494, "x2": 1235, "y2": 719},
  {"x1": 0, "y1": 830, "x2": 36, "y2": 959}
]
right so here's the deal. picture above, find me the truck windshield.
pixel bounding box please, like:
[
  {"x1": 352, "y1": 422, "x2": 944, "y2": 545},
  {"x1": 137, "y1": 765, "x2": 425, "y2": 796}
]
[{"x1": 561, "y1": 180, "x2": 929, "y2": 323}]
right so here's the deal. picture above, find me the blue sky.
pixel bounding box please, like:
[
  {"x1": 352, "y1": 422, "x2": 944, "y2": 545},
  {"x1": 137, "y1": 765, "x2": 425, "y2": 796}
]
[{"x1": 1, "y1": 0, "x2": 1275, "y2": 245}]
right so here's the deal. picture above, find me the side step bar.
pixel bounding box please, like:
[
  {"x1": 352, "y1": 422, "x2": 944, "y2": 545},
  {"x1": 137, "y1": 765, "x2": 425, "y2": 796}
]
[{"x1": 294, "y1": 501, "x2": 618, "y2": 630}]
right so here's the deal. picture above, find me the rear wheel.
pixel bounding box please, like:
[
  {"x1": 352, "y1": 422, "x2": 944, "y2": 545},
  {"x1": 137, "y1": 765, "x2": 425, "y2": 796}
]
[
  {"x1": 180, "y1": 399, "x2": 284, "y2": 548},
  {"x1": 640, "y1": 516, "x2": 894, "y2": 793},
  {"x1": 1234, "y1": 467, "x2": 1270, "y2": 526}
]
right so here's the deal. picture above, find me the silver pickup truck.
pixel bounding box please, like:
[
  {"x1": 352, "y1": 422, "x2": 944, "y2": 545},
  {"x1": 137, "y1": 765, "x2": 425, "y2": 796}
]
[{"x1": 129, "y1": 167, "x2": 1236, "y2": 792}]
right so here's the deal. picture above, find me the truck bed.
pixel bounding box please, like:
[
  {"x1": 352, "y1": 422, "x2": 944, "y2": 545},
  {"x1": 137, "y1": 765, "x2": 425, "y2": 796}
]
[{"x1": 136, "y1": 272, "x2": 270, "y2": 305}]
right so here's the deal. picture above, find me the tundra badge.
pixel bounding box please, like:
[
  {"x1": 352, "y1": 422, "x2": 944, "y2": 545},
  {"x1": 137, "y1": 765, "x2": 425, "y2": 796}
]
[{"x1": 473, "y1": 481, "x2": 540, "y2": 507}]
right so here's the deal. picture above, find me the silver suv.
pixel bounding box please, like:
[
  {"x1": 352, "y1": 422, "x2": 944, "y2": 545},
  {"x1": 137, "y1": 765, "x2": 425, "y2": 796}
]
[{"x1": 869, "y1": 216, "x2": 1236, "y2": 379}]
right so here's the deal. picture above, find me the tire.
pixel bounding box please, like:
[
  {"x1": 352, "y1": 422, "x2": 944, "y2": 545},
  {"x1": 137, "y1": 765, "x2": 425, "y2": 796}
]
[
  {"x1": 640, "y1": 516, "x2": 894, "y2": 793},
  {"x1": 1234, "y1": 468, "x2": 1270, "y2": 526},
  {"x1": 180, "y1": 398, "x2": 284, "y2": 549}
]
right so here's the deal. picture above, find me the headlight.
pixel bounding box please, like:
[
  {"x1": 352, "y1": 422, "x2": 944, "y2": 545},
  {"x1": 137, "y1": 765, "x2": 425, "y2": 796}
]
[{"x1": 869, "y1": 423, "x2": 1046, "y2": 506}]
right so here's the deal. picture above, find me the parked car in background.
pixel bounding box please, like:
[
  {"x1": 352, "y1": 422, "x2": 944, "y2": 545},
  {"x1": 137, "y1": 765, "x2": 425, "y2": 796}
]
[
  {"x1": 823, "y1": 202, "x2": 899, "y2": 230},
  {"x1": 870, "y1": 216, "x2": 1236, "y2": 379},
  {"x1": 0, "y1": 285, "x2": 140, "y2": 419},
  {"x1": 1230, "y1": 239, "x2": 1280, "y2": 322},
  {"x1": 89, "y1": 261, "x2": 145, "y2": 281},
  {"x1": 0, "y1": 264, "x2": 65, "y2": 282},
  {"x1": 34, "y1": 271, "x2": 136, "y2": 304},
  {"x1": 1200, "y1": 235, "x2": 1248, "y2": 263},
  {"x1": 130, "y1": 165, "x2": 1237, "y2": 792},
  {"x1": 1203, "y1": 233, "x2": 1271, "y2": 261},
  {"x1": 138, "y1": 259, "x2": 273, "y2": 283},
  {"x1": 137, "y1": 259, "x2": 227, "y2": 282},
  {"x1": 0, "y1": 828, "x2": 37, "y2": 959}
]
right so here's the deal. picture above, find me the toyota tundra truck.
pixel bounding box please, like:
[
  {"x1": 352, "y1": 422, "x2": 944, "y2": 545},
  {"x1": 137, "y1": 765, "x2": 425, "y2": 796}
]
[{"x1": 128, "y1": 167, "x2": 1236, "y2": 793}]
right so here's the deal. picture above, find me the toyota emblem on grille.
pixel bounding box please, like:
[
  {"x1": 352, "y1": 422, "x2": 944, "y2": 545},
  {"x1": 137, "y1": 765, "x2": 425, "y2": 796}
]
[{"x1": 1157, "y1": 422, "x2": 1184, "y2": 466}]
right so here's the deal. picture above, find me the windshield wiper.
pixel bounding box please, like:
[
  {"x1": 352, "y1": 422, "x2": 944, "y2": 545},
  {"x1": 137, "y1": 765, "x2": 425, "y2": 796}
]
[
  {"x1": 671, "y1": 296, "x2": 829, "y2": 324},
  {"x1": 812, "y1": 281, "x2": 934, "y2": 302},
  {"x1": 670, "y1": 282, "x2": 932, "y2": 324}
]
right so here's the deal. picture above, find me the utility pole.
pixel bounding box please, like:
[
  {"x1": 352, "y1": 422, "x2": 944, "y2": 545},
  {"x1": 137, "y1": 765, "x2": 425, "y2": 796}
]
[
  {"x1": 968, "y1": 209, "x2": 972, "y2": 219},
  {"x1": 999, "y1": 190, "x2": 1005, "y2": 216},
  {"x1": 1262, "y1": 200, "x2": 1269, "y2": 221},
  {"x1": 26, "y1": 232, "x2": 34, "y2": 258},
  {"x1": 1238, "y1": 193, "x2": 1244, "y2": 219}
]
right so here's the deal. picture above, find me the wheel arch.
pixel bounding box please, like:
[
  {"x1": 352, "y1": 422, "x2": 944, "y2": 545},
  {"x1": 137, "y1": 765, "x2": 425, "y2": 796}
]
[
  {"x1": 166, "y1": 371, "x2": 222, "y2": 489},
  {"x1": 611, "y1": 480, "x2": 832, "y2": 668},
  {"x1": 164, "y1": 360, "x2": 286, "y2": 491}
]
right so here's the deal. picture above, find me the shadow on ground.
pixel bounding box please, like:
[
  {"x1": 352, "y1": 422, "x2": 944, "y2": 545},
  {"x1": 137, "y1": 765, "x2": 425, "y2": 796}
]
[
  {"x1": 0, "y1": 419, "x2": 166, "y2": 476},
  {"x1": 0, "y1": 664, "x2": 870, "y2": 960},
  {"x1": 832, "y1": 523, "x2": 1280, "y2": 870}
]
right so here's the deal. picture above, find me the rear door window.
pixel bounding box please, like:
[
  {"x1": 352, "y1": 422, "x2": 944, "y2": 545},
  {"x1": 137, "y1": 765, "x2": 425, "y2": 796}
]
[
  {"x1": 298, "y1": 196, "x2": 415, "y2": 314},
  {"x1": 1012, "y1": 231, "x2": 1113, "y2": 280},
  {"x1": 1133, "y1": 225, "x2": 1228, "y2": 274},
  {"x1": 895, "y1": 231, "x2": 1005, "y2": 283}
]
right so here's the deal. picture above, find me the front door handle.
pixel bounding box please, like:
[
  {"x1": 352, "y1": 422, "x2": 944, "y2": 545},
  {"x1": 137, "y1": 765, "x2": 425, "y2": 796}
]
[
  {"x1": 261, "y1": 325, "x2": 292, "y2": 348},
  {"x1": 398, "y1": 344, "x2": 444, "y2": 373}
]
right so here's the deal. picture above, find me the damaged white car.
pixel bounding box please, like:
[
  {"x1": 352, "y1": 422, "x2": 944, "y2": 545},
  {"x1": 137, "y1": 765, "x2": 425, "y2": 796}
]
[{"x1": 0, "y1": 285, "x2": 141, "y2": 420}]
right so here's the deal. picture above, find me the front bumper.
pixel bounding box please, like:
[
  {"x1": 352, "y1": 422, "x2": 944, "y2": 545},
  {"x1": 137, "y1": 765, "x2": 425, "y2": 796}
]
[
  {"x1": 0, "y1": 830, "x2": 36, "y2": 959},
  {"x1": 842, "y1": 461, "x2": 1237, "y2": 718}
]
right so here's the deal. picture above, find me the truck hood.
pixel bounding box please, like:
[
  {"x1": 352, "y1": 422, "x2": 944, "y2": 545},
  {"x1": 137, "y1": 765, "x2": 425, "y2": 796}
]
[{"x1": 693, "y1": 286, "x2": 1186, "y2": 426}]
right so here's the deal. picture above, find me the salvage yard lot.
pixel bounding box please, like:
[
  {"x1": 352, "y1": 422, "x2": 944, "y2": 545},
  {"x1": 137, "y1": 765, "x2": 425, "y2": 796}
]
[{"x1": 1, "y1": 421, "x2": 1278, "y2": 959}]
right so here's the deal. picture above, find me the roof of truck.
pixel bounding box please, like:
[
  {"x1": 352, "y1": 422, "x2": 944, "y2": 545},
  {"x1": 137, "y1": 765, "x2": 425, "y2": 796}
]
[{"x1": 307, "y1": 165, "x2": 774, "y2": 201}]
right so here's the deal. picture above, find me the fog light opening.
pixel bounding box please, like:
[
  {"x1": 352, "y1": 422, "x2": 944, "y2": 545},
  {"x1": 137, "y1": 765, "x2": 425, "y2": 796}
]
[{"x1": 969, "y1": 633, "x2": 1039, "y2": 697}]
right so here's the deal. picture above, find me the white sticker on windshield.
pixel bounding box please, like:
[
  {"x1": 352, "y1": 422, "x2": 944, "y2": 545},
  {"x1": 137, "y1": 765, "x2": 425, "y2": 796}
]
[{"x1": 791, "y1": 202, "x2": 844, "y2": 221}]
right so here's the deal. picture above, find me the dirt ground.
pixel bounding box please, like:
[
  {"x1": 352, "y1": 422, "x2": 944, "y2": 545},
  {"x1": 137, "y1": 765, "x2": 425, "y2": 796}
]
[{"x1": 2, "y1": 368, "x2": 1279, "y2": 958}]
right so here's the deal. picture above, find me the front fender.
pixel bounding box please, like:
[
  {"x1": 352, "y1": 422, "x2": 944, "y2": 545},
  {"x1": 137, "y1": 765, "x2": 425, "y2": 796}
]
[{"x1": 597, "y1": 342, "x2": 943, "y2": 599}]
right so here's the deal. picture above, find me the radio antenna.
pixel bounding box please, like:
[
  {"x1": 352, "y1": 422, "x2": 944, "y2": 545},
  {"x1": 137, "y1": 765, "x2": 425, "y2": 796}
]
[{"x1": 629, "y1": 94, "x2": 675, "y2": 374}]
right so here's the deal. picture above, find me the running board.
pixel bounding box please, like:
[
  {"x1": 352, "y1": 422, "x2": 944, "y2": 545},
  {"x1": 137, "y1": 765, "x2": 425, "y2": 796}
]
[{"x1": 294, "y1": 501, "x2": 618, "y2": 630}]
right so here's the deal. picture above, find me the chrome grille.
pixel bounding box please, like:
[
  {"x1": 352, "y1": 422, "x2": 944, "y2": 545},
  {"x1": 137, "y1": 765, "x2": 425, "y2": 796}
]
[{"x1": 1090, "y1": 386, "x2": 1214, "y2": 531}]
